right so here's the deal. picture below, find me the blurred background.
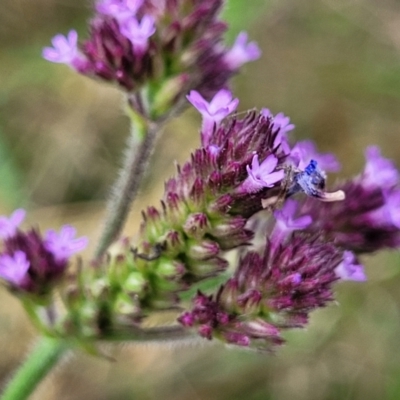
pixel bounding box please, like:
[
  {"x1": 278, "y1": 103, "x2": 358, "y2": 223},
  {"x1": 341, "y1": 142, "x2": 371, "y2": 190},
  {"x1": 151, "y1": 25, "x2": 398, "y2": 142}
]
[{"x1": 1, "y1": 0, "x2": 400, "y2": 399}]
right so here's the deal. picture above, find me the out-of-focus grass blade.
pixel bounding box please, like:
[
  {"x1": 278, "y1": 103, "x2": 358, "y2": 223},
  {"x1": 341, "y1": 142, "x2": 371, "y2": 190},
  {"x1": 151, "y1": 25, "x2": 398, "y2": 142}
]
[
  {"x1": 0, "y1": 127, "x2": 24, "y2": 207},
  {"x1": 222, "y1": 0, "x2": 271, "y2": 40}
]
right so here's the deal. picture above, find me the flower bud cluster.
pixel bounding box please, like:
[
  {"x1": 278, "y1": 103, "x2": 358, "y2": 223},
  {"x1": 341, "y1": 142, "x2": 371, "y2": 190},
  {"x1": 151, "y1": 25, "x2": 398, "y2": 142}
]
[
  {"x1": 43, "y1": 0, "x2": 260, "y2": 118},
  {"x1": 178, "y1": 233, "x2": 342, "y2": 351}
]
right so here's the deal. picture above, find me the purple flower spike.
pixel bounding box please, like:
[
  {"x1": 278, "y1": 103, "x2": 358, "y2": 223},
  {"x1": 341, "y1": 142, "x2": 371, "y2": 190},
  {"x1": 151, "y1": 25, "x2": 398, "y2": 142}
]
[
  {"x1": 0, "y1": 251, "x2": 30, "y2": 286},
  {"x1": 271, "y1": 200, "x2": 312, "y2": 246},
  {"x1": 291, "y1": 140, "x2": 340, "y2": 172},
  {"x1": 96, "y1": 0, "x2": 143, "y2": 20},
  {"x1": 187, "y1": 89, "x2": 239, "y2": 146},
  {"x1": 240, "y1": 154, "x2": 285, "y2": 194},
  {"x1": 0, "y1": 209, "x2": 26, "y2": 239},
  {"x1": 120, "y1": 15, "x2": 156, "y2": 54},
  {"x1": 224, "y1": 31, "x2": 261, "y2": 70},
  {"x1": 42, "y1": 30, "x2": 80, "y2": 66},
  {"x1": 335, "y1": 251, "x2": 367, "y2": 282},
  {"x1": 45, "y1": 225, "x2": 88, "y2": 262},
  {"x1": 363, "y1": 146, "x2": 399, "y2": 188}
]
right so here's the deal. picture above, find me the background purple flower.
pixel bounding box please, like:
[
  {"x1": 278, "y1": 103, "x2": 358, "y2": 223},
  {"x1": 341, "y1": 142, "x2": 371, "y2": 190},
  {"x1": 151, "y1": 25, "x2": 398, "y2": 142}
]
[
  {"x1": 44, "y1": 225, "x2": 88, "y2": 262},
  {"x1": 0, "y1": 251, "x2": 30, "y2": 286},
  {"x1": 335, "y1": 251, "x2": 366, "y2": 281},
  {"x1": 42, "y1": 30, "x2": 80, "y2": 66},
  {"x1": 224, "y1": 31, "x2": 261, "y2": 69},
  {"x1": 0, "y1": 209, "x2": 26, "y2": 239}
]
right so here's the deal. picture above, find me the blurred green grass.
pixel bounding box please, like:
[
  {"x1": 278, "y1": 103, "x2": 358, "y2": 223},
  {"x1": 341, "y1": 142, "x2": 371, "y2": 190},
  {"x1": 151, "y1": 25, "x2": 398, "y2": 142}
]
[{"x1": 1, "y1": 0, "x2": 400, "y2": 399}]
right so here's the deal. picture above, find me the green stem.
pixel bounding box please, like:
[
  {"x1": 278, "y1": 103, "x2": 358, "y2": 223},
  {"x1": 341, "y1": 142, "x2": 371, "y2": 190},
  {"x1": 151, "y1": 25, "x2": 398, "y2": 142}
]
[
  {"x1": 1, "y1": 337, "x2": 67, "y2": 400},
  {"x1": 94, "y1": 114, "x2": 160, "y2": 259}
]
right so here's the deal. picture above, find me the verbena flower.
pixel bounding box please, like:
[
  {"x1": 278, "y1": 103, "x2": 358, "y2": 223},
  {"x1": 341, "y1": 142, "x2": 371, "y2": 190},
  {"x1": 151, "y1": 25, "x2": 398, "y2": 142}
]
[
  {"x1": 0, "y1": 251, "x2": 30, "y2": 286},
  {"x1": 335, "y1": 251, "x2": 366, "y2": 281},
  {"x1": 42, "y1": 30, "x2": 84, "y2": 69},
  {"x1": 224, "y1": 31, "x2": 261, "y2": 70},
  {"x1": 120, "y1": 15, "x2": 155, "y2": 54},
  {"x1": 0, "y1": 209, "x2": 25, "y2": 239},
  {"x1": 187, "y1": 89, "x2": 239, "y2": 145}
]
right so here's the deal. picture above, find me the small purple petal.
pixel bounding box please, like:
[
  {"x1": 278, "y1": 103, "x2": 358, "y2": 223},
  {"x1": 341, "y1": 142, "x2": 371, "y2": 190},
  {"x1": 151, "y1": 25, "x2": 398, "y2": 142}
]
[
  {"x1": 225, "y1": 31, "x2": 261, "y2": 69},
  {"x1": 0, "y1": 209, "x2": 26, "y2": 239},
  {"x1": 335, "y1": 251, "x2": 367, "y2": 282},
  {"x1": 0, "y1": 251, "x2": 30, "y2": 285},
  {"x1": 44, "y1": 225, "x2": 88, "y2": 262}
]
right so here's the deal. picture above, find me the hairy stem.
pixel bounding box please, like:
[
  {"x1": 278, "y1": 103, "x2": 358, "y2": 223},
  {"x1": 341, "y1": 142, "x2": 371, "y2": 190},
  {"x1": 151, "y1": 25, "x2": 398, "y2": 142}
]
[
  {"x1": 1, "y1": 337, "x2": 67, "y2": 400},
  {"x1": 94, "y1": 114, "x2": 160, "y2": 259}
]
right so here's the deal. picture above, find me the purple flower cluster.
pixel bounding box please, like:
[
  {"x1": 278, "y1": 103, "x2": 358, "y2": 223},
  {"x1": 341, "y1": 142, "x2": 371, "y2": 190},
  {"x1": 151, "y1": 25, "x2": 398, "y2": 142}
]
[
  {"x1": 300, "y1": 146, "x2": 400, "y2": 253},
  {"x1": 0, "y1": 210, "x2": 87, "y2": 295},
  {"x1": 42, "y1": 0, "x2": 261, "y2": 111},
  {"x1": 179, "y1": 234, "x2": 342, "y2": 350}
]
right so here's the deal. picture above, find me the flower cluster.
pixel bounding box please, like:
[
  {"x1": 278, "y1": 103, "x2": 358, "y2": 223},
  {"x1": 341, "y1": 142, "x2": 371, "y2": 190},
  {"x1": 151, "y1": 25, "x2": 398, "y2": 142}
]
[
  {"x1": 43, "y1": 0, "x2": 260, "y2": 118},
  {"x1": 0, "y1": 209, "x2": 87, "y2": 297}
]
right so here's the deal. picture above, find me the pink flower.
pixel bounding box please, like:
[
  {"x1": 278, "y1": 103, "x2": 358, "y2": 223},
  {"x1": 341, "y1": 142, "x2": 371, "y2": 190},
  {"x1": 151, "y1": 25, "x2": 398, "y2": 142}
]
[
  {"x1": 335, "y1": 251, "x2": 366, "y2": 281},
  {"x1": 239, "y1": 154, "x2": 284, "y2": 193},
  {"x1": 44, "y1": 225, "x2": 88, "y2": 262},
  {"x1": 225, "y1": 32, "x2": 261, "y2": 70},
  {"x1": 0, "y1": 251, "x2": 30, "y2": 286},
  {"x1": 120, "y1": 15, "x2": 156, "y2": 54},
  {"x1": 96, "y1": 0, "x2": 144, "y2": 21},
  {"x1": 187, "y1": 89, "x2": 239, "y2": 145},
  {"x1": 0, "y1": 209, "x2": 26, "y2": 239},
  {"x1": 42, "y1": 30, "x2": 81, "y2": 67}
]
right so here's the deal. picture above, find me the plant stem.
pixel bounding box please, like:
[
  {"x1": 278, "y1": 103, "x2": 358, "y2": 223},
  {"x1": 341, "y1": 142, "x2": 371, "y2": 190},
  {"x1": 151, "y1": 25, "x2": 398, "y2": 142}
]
[
  {"x1": 94, "y1": 114, "x2": 160, "y2": 259},
  {"x1": 1, "y1": 337, "x2": 67, "y2": 400}
]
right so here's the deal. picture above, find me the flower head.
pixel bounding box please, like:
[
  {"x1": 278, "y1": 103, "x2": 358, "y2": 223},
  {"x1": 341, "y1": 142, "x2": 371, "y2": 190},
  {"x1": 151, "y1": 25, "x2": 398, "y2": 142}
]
[
  {"x1": 45, "y1": 225, "x2": 88, "y2": 262},
  {"x1": 224, "y1": 31, "x2": 261, "y2": 70},
  {"x1": 42, "y1": 30, "x2": 81, "y2": 67},
  {"x1": 0, "y1": 209, "x2": 26, "y2": 239},
  {"x1": 0, "y1": 251, "x2": 30, "y2": 286}
]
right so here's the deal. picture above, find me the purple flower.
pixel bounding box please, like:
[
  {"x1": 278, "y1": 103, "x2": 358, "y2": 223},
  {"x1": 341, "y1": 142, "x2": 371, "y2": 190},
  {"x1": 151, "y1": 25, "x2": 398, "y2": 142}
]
[
  {"x1": 261, "y1": 109, "x2": 294, "y2": 154},
  {"x1": 335, "y1": 251, "x2": 366, "y2": 281},
  {"x1": 290, "y1": 140, "x2": 340, "y2": 172},
  {"x1": 0, "y1": 209, "x2": 26, "y2": 239},
  {"x1": 0, "y1": 251, "x2": 30, "y2": 286},
  {"x1": 239, "y1": 154, "x2": 285, "y2": 193},
  {"x1": 363, "y1": 146, "x2": 398, "y2": 188},
  {"x1": 120, "y1": 15, "x2": 156, "y2": 54},
  {"x1": 42, "y1": 30, "x2": 81, "y2": 67},
  {"x1": 186, "y1": 89, "x2": 239, "y2": 146},
  {"x1": 44, "y1": 225, "x2": 88, "y2": 262},
  {"x1": 96, "y1": 0, "x2": 143, "y2": 21},
  {"x1": 271, "y1": 200, "x2": 312, "y2": 245},
  {"x1": 224, "y1": 31, "x2": 261, "y2": 70}
]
